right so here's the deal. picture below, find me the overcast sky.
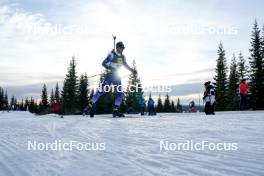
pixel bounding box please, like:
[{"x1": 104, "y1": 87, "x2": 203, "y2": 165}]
[{"x1": 0, "y1": 0, "x2": 264, "y2": 104}]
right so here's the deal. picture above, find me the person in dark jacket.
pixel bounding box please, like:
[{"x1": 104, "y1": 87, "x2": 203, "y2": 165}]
[
  {"x1": 203, "y1": 81, "x2": 216, "y2": 115},
  {"x1": 147, "y1": 97, "x2": 155, "y2": 116},
  {"x1": 189, "y1": 100, "x2": 197, "y2": 112}
]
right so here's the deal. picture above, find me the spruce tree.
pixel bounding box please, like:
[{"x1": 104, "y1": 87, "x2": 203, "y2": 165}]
[
  {"x1": 237, "y1": 52, "x2": 248, "y2": 80},
  {"x1": 156, "y1": 95, "x2": 163, "y2": 112},
  {"x1": 171, "y1": 100, "x2": 176, "y2": 112},
  {"x1": 249, "y1": 21, "x2": 264, "y2": 110},
  {"x1": 29, "y1": 98, "x2": 36, "y2": 113},
  {"x1": 0, "y1": 87, "x2": 3, "y2": 110},
  {"x1": 61, "y1": 56, "x2": 79, "y2": 114},
  {"x1": 10, "y1": 96, "x2": 15, "y2": 108},
  {"x1": 20, "y1": 99, "x2": 24, "y2": 111},
  {"x1": 41, "y1": 84, "x2": 48, "y2": 109},
  {"x1": 226, "y1": 54, "x2": 239, "y2": 110},
  {"x1": 55, "y1": 82, "x2": 60, "y2": 101},
  {"x1": 164, "y1": 94, "x2": 171, "y2": 112},
  {"x1": 176, "y1": 98, "x2": 183, "y2": 113},
  {"x1": 78, "y1": 73, "x2": 89, "y2": 111},
  {"x1": 261, "y1": 25, "x2": 264, "y2": 62},
  {"x1": 0, "y1": 88, "x2": 9, "y2": 109},
  {"x1": 261, "y1": 24, "x2": 264, "y2": 105},
  {"x1": 214, "y1": 42, "x2": 228, "y2": 111},
  {"x1": 125, "y1": 60, "x2": 143, "y2": 112},
  {"x1": 37, "y1": 101, "x2": 42, "y2": 113},
  {"x1": 4, "y1": 90, "x2": 8, "y2": 106},
  {"x1": 25, "y1": 98, "x2": 29, "y2": 111},
  {"x1": 50, "y1": 88, "x2": 55, "y2": 107},
  {"x1": 10, "y1": 96, "x2": 17, "y2": 110}
]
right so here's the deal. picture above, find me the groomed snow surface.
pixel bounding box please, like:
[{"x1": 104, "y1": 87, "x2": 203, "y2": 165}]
[{"x1": 0, "y1": 111, "x2": 263, "y2": 176}]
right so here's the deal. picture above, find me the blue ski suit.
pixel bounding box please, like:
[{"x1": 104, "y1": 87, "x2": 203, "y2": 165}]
[{"x1": 91, "y1": 51, "x2": 132, "y2": 106}]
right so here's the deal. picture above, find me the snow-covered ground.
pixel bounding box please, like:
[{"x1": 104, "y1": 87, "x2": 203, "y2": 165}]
[{"x1": 0, "y1": 111, "x2": 263, "y2": 176}]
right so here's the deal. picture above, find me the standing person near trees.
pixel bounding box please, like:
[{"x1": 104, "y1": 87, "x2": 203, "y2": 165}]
[
  {"x1": 203, "y1": 81, "x2": 216, "y2": 115},
  {"x1": 53, "y1": 100, "x2": 63, "y2": 118},
  {"x1": 239, "y1": 79, "x2": 250, "y2": 110},
  {"x1": 147, "y1": 97, "x2": 155, "y2": 116},
  {"x1": 53, "y1": 100, "x2": 59, "y2": 114}
]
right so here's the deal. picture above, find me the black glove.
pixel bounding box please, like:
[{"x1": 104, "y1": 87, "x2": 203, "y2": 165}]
[{"x1": 132, "y1": 69, "x2": 137, "y2": 74}]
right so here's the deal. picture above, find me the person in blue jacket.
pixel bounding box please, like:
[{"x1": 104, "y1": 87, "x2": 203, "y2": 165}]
[
  {"x1": 147, "y1": 97, "x2": 155, "y2": 116},
  {"x1": 89, "y1": 41, "x2": 136, "y2": 117}
]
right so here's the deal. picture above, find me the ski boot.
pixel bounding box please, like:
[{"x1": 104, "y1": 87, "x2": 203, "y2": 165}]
[
  {"x1": 88, "y1": 102, "x2": 96, "y2": 118},
  {"x1": 113, "y1": 106, "x2": 125, "y2": 118}
]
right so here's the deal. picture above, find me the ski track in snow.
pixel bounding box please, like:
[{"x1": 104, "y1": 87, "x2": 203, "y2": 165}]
[{"x1": 0, "y1": 111, "x2": 264, "y2": 176}]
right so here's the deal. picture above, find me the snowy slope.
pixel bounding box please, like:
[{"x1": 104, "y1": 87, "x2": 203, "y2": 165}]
[{"x1": 0, "y1": 111, "x2": 263, "y2": 176}]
